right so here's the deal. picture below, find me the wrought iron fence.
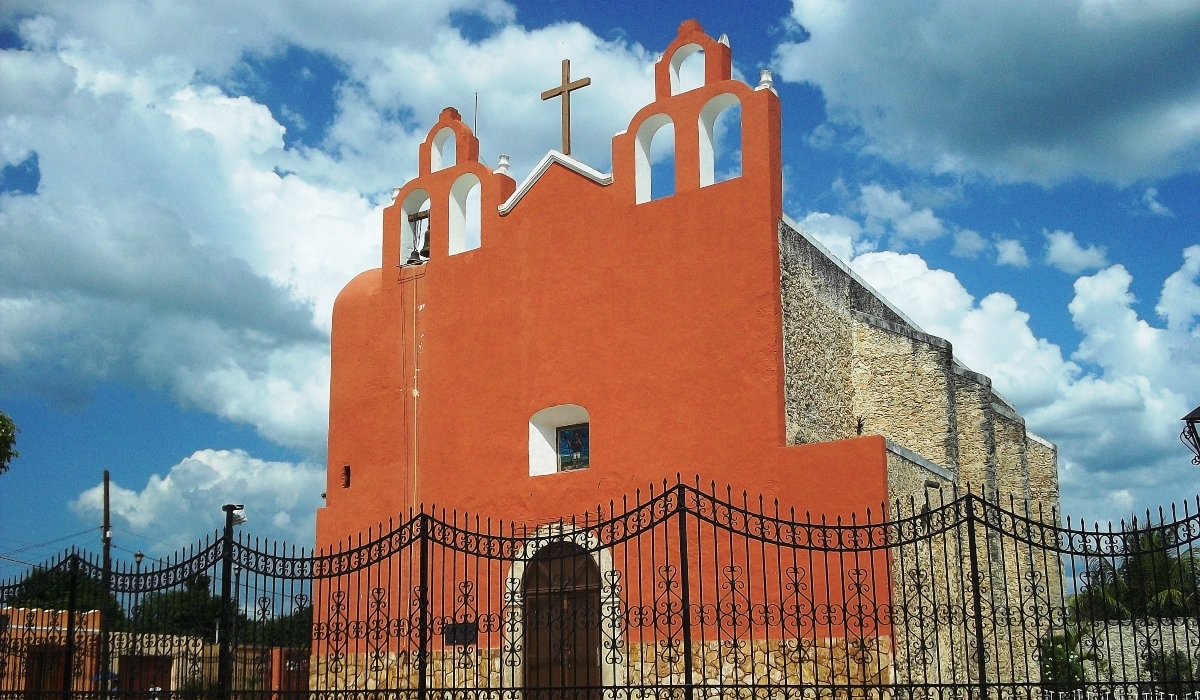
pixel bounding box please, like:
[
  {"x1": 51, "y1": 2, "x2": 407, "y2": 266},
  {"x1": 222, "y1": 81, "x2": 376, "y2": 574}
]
[{"x1": 2, "y1": 481, "x2": 1199, "y2": 700}]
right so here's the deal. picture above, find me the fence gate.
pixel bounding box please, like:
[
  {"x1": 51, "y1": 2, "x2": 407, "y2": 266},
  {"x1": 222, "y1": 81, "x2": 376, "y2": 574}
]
[{"x1": 2, "y1": 483, "x2": 1199, "y2": 700}]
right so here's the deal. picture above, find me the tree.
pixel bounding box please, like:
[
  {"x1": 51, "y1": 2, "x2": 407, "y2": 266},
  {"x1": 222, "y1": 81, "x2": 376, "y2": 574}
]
[
  {"x1": 1070, "y1": 530, "x2": 1199, "y2": 622},
  {"x1": 1038, "y1": 627, "x2": 1103, "y2": 695},
  {"x1": 134, "y1": 574, "x2": 226, "y2": 641},
  {"x1": 0, "y1": 409, "x2": 17, "y2": 475},
  {"x1": 5, "y1": 561, "x2": 126, "y2": 625}
]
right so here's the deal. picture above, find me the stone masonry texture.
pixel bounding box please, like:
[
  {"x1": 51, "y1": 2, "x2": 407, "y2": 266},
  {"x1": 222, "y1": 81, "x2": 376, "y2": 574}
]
[{"x1": 778, "y1": 219, "x2": 1058, "y2": 508}]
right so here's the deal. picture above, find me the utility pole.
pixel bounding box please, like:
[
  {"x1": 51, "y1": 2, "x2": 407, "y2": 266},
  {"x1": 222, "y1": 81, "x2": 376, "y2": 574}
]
[{"x1": 99, "y1": 470, "x2": 112, "y2": 699}]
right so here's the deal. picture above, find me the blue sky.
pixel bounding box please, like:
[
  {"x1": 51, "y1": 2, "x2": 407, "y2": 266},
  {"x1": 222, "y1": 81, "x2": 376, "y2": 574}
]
[{"x1": 1, "y1": 0, "x2": 1198, "y2": 575}]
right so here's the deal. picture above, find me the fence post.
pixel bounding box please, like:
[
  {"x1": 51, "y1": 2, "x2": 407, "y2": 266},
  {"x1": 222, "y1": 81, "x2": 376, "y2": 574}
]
[
  {"x1": 217, "y1": 505, "x2": 239, "y2": 700},
  {"x1": 61, "y1": 553, "x2": 79, "y2": 700},
  {"x1": 417, "y1": 513, "x2": 431, "y2": 700},
  {"x1": 965, "y1": 495, "x2": 988, "y2": 700},
  {"x1": 675, "y1": 489, "x2": 694, "y2": 700}
]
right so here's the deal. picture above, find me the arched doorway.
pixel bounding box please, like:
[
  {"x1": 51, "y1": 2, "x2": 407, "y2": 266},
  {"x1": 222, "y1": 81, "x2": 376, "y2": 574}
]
[{"x1": 522, "y1": 541, "x2": 601, "y2": 698}]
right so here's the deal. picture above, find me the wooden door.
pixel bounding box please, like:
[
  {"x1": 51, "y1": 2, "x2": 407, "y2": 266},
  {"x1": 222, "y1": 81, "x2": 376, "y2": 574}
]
[
  {"x1": 118, "y1": 655, "x2": 173, "y2": 698},
  {"x1": 522, "y1": 542, "x2": 601, "y2": 700},
  {"x1": 24, "y1": 645, "x2": 66, "y2": 700}
]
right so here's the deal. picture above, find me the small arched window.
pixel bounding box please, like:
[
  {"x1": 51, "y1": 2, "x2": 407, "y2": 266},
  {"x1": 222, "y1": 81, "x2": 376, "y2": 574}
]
[
  {"x1": 448, "y1": 173, "x2": 481, "y2": 255},
  {"x1": 670, "y1": 43, "x2": 705, "y2": 95},
  {"x1": 431, "y1": 128, "x2": 456, "y2": 172},
  {"x1": 635, "y1": 115, "x2": 675, "y2": 204},
  {"x1": 699, "y1": 94, "x2": 742, "y2": 187},
  {"x1": 400, "y1": 189, "x2": 431, "y2": 265},
  {"x1": 529, "y1": 404, "x2": 590, "y2": 476}
]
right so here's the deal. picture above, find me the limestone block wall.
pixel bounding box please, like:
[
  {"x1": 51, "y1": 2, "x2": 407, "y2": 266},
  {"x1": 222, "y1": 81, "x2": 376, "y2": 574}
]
[
  {"x1": 953, "y1": 367, "x2": 996, "y2": 489},
  {"x1": 626, "y1": 638, "x2": 893, "y2": 689},
  {"x1": 1027, "y1": 433, "x2": 1060, "y2": 520},
  {"x1": 777, "y1": 218, "x2": 1059, "y2": 512},
  {"x1": 778, "y1": 220, "x2": 858, "y2": 445},
  {"x1": 992, "y1": 402, "x2": 1032, "y2": 501},
  {"x1": 852, "y1": 314, "x2": 957, "y2": 469},
  {"x1": 885, "y1": 442, "x2": 953, "y2": 506},
  {"x1": 310, "y1": 639, "x2": 894, "y2": 692}
]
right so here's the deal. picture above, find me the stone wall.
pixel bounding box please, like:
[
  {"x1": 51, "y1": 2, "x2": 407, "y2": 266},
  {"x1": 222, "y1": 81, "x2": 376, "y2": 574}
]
[
  {"x1": 953, "y1": 367, "x2": 996, "y2": 488},
  {"x1": 1026, "y1": 432, "x2": 1060, "y2": 520},
  {"x1": 885, "y1": 442, "x2": 953, "y2": 507},
  {"x1": 852, "y1": 314, "x2": 957, "y2": 469},
  {"x1": 779, "y1": 220, "x2": 857, "y2": 445},
  {"x1": 1080, "y1": 619, "x2": 1200, "y2": 686},
  {"x1": 309, "y1": 638, "x2": 894, "y2": 692},
  {"x1": 777, "y1": 217, "x2": 1058, "y2": 512}
]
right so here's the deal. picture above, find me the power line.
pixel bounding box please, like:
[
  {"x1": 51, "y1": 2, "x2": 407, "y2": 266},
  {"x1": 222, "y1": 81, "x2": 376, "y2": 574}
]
[
  {"x1": 0, "y1": 553, "x2": 38, "y2": 567},
  {"x1": 0, "y1": 526, "x2": 98, "y2": 558},
  {"x1": 111, "y1": 526, "x2": 178, "y2": 550}
]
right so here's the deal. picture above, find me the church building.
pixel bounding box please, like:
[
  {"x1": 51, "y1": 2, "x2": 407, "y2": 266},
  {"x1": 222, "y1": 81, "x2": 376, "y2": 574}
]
[{"x1": 316, "y1": 20, "x2": 1059, "y2": 549}]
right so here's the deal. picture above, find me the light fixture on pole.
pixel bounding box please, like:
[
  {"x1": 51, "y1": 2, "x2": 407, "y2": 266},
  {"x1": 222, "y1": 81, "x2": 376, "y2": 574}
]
[
  {"x1": 223, "y1": 503, "x2": 247, "y2": 526},
  {"x1": 1182, "y1": 406, "x2": 1200, "y2": 466}
]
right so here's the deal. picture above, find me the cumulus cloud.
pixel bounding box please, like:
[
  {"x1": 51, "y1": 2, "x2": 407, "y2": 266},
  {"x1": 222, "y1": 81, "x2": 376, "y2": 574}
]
[
  {"x1": 860, "y1": 183, "x2": 946, "y2": 245},
  {"x1": 72, "y1": 449, "x2": 324, "y2": 550},
  {"x1": 0, "y1": 0, "x2": 661, "y2": 463},
  {"x1": 995, "y1": 238, "x2": 1030, "y2": 268},
  {"x1": 774, "y1": 0, "x2": 1200, "y2": 185},
  {"x1": 1044, "y1": 229, "x2": 1108, "y2": 274},
  {"x1": 848, "y1": 245, "x2": 1200, "y2": 523},
  {"x1": 795, "y1": 211, "x2": 866, "y2": 261}
]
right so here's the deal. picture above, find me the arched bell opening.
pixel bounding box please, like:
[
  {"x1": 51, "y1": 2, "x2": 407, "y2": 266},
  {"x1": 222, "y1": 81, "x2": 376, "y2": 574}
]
[
  {"x1": 699, "y1": 93, "x2": 742, "y2": 187},
  {"x1": 448, "y1": 173, "x2": 482, "y2": 255},
  {"x1": 521, "y1": 541, "x2": 602, "y2": 696},
  {"x1": 431, "y1": 128, "x2": 457, "y2": 172},
  {"x1": 634, "y1": 114, "x2": 675, "y2": 204},
  {"x1": 400, "y1": 189, "x2": 431, "y2": 265},
  {"x1": 669, "y1": 43, "x2": 705, "y2": 95}
]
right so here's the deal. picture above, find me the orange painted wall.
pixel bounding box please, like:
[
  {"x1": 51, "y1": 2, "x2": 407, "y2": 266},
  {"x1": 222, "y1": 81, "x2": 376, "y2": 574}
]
[{"x1": 316, "y1": 21, "x2": 889, "y2": 549}]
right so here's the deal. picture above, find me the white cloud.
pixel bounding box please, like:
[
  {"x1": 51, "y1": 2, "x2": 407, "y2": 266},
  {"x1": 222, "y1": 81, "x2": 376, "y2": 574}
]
[
  {"x1": 795, "y1": 211, "x2": 865, "y2": 261},
  {"x1": 1142, "y1": 187, "x2": 1174, "y2": 217},
  {"x1": 849, "y1": 246, "x2": 1200, "y2": 524},
  {"x1": 860, "y1": 183, "x2": 946, "y2": 245},
  {"x1": 774, "y1": 0, "x2": 1200, "y2": 185},
  {"x1": 1045, "y1": 229, "x2": 1108, "y2": 274},
  {"x1": 72, "y1": 449, "x2": 324, "y2": 550},
  {"x1": 950, "y1": 229, "x2": 988, "y2": 258},
  {"x1": 1157, "y1": 245, "x2": 1200, "y2": 334},
  {"x1": 807, "y1": 123, "x2": 836, "y2": 150},
  {"x1": 995, "y1": 238, "x2": 1030, "y2": 267},
  {"x1": 0, "y1": 1, "x2": 661, "y2": 463}
]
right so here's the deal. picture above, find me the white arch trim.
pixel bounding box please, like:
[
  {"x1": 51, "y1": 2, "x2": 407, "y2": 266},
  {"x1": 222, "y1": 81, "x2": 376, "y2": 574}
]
[
  {"x1": 634, "y1": 114, "x2": 673, "y2": 205},
  {"x1": 497, "y1": 151, "x2": 612, "y2": 216},
  {"x1": 668, "y1": 42, "x2": 704, "y2": 95},
  {"x1": 698, "y1": 93, "x2": 741, "y2": 188},
  {"x1": 448, "y1": 173, "x2": 481, "y2": 255},
  {"x1": 431, "y1": 128, "x2": 456, "y2": 172},
  {"x1": 501, "y1": 525, "x2": 626, "y2": 690}
]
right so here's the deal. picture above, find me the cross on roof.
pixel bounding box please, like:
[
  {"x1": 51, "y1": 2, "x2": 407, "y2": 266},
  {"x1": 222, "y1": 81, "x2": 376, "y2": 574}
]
[{"x1": 540, "y1": 59, "x2": 591, "y2": 156}]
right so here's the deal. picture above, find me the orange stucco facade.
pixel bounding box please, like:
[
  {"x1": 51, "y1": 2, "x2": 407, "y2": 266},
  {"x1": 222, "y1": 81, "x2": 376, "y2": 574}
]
[{"x1": 316, "y1": 21, "x2": 890, "y2": 549}]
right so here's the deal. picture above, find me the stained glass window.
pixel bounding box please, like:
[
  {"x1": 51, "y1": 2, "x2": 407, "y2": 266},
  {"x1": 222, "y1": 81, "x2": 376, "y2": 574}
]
[{"x1": 557, "y1": 423, "x2": 590, "y2": 471}]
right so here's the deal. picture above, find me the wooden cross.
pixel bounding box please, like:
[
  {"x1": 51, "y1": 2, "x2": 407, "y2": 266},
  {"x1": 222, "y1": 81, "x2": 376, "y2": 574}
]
[{"x1": 540, "y1": 59, "x2": 591, "y2": 156}]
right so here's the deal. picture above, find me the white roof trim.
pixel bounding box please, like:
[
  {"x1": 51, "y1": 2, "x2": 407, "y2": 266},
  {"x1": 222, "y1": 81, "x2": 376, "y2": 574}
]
[
  {"x1": 498, "y1": 151, "x2": 612, "y2": 216},
  {"x1": 885, "y1": 439, "x2": 954, "y2": 482},
  {"x1": 1027, "y1": 431, "x2": 1057, "y2": 451},
  {"x1": 780, "y1": 213, "x2": 925, "y2": 333}
]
